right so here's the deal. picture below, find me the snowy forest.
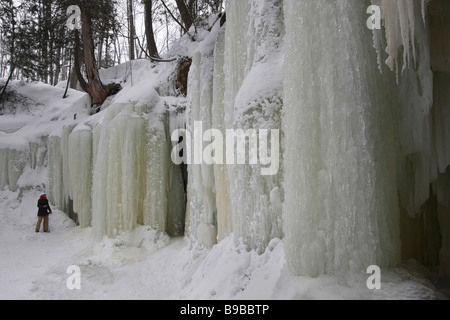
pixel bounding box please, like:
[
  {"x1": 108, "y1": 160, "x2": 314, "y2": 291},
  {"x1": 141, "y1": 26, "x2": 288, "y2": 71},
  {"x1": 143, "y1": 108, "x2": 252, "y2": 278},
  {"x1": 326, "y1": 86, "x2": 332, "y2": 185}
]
[{"x1": 0, "y1": 0, "x2": 449, "y2": 300}]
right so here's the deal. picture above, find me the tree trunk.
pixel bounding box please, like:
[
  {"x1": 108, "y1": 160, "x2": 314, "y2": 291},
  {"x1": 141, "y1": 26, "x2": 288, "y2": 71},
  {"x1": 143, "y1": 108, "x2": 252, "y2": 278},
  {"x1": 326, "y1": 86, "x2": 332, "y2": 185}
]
[
  {"x1": 144, "y1": 0, "x2": 160, "y2": 60},
  {"x1": 70, "y1": 65, "x2": 79, "y2": 90},
  {"x1": 63, "y1": 50, "x2": 72, "y2": 99},
  {"x1": 74, "y1": 29, "x2": 88, "y2": 93},
  {"x1": 175, "y1": 0, "x2": 193, "y2": 31},
  {"x1": 98, "y1": 34, "x2": 104, "y2": 69},
  {"x1": 54, "y1": 45, "x2": 61, "y2": 86},
  {"x1": 160, "y1": 0, "x2": 195, "y2": 40},
  {"x1": 79, "y1": 1, "x2": 107, "y2": 105},
  {"x1": 41, "y1": 0, "x2": 51, "y2": 83},
  {"x1": 114, "y1": 31, "x2": 122, "y2": 65},
  {"x1": 1, "y1": 0, "x2": 15, "y2": 100},
  {"x1": 105, "y1": 33, "x2": 111, "y2": 68},
  {"x1": 0, "y1": 64, "x2": 15, "y2": 101},
  {"x1": 127, "y1": 0, "x2": 136, "y2": 61}
]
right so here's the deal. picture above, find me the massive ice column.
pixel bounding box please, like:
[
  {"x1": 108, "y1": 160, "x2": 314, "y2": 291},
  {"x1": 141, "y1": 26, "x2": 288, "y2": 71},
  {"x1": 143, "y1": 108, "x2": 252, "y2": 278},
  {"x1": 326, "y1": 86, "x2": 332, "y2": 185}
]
[
  {"x1": 224, "y1": 0, "x2": 284, "y2": 253},
  {"x1": 68, "y1": 127, "x2": 93, "y2": 228},
  {"x1": 186, "y1": 26, "x2": 219, "y2": 248},
  {"x1": 186, "y1": 0, "x2": 285, "y2": 251},
  {"x1": 283, "y1": 0, "x2": 401, "y2": 276},
  {"x1": 91, "y1": 102, "x2": 185, "y2": 239}
]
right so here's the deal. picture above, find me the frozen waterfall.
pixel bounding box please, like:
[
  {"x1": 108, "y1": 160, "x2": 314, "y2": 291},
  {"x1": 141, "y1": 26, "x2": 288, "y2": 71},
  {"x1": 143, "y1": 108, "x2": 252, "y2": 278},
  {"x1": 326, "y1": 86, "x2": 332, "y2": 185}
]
[
  {"x1": 1, "y1": 0, "x2": 449, "y2": 280},
  {"x1": 282, "y1": 0, "x2": 449, "y2": 276},
  {"x1": 282, "y1": 0, "x2": 401, "y2": 276}
]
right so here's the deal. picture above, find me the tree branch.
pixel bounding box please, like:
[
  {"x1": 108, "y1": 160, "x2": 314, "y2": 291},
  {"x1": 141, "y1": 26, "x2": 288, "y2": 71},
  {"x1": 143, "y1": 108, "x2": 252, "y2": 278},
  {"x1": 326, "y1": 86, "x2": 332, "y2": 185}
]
[
  {"x1": 159, "y1": 0, "x2": 196, "y2": 41},
  {"x1": 134, "y1": 36, "x2": 177, "y2": 62}
]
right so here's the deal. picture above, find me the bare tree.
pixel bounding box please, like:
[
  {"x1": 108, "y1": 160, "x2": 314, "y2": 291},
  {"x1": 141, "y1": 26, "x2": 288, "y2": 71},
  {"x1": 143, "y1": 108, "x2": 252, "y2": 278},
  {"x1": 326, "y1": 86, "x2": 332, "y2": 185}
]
[
  {"x1": 75, "y1": 1, "x2": 107, "y2": 105},
  {"x1": 127, "y1": 0, "x2": 136, "y2": 60},
  {"x1": 175, "y1": 0, "x2": 193, "y2": 31},
  {"x1": 143, "y1": 0, "x2": 160, "y2": 59}
]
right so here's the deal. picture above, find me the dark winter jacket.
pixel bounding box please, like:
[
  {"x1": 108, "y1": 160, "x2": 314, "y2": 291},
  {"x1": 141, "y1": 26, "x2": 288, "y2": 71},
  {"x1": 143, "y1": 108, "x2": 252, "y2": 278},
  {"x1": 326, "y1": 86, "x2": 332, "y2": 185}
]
[{"x1": 37, "y1": 198, "x2": 52, "y2": 217}]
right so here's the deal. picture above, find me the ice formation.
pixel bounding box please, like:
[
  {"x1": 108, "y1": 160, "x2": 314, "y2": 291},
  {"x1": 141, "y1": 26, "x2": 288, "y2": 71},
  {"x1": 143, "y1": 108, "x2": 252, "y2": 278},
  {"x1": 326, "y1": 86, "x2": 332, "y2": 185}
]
[
  {"x1": 0, "y1": 0, "x2": 449, "y2": 280},
  {"x1": 185, "y1": 0, "x2": 284, "y2": 251},
  {"x1": 68, "y1": 128, "x2": 93, "y2": 228},
  {"x1": 282, "y1": 0, "x2": 449, "y2": 276},
  {"x1": 91, "y1": 102, "x2": 185, "y2": 239},
  {"x1": 282, "y1": 0, "x2": 401, "y2": 276}
]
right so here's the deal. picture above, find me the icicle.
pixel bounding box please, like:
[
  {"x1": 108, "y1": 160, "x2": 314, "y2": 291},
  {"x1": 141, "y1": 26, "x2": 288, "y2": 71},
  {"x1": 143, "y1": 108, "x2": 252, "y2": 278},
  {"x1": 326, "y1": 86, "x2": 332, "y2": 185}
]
[
  {"x1": 421, "y1": 0, "x2": 429, "y2": 25},
  {"x1": 212, "y1": 27, "x2": 233, "y2": 241},
  {"x1": 223, "y1": 0, "x2": 284, "y2": 253},
  {"x1": 380, "y1": 0, "x2": 418, "y2": 72},
  {"x1": 68, "y1": 128, "x2": 93, "y2": 228},
  {"x1": 91, "y1": 101, "x2": 182, "y2": 239}
]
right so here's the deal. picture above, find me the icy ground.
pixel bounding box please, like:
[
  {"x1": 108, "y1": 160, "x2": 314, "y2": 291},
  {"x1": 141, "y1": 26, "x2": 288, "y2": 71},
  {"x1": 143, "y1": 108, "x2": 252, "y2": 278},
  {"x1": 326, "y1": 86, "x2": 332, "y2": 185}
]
[{"x1": 0, "y1": 189, "x2": 447, "y2": 300}]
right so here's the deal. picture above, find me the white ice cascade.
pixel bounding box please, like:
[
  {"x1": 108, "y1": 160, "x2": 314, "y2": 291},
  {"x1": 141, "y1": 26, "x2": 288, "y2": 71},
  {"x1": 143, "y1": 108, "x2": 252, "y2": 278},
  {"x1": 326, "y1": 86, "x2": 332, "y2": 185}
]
[
  {"x1": 283, "y1": 0, "x2": 450, "y2": 277},
  {"x1": 283, "y1": 0, "x2": 402, "y2": 277},
  {"x1": 68, "y1": 127, "x2": 93, "y2": 228},
  {"x1": 223, "y1": 0, "x2": 284, "y2": 253},
  {"x1": 1, "y1": 0, "x2": 448, "y2": 280},
  {"x1": 186, "y1": 26, "x2": 219, "y2": 248},
  {"x1": 0, "y1": 137, "x2": 47, "y2": 193},
  {"x1": 186, "y1": 0, "x2": 284, "y2": 251},
  {"x1": 91, "y1": 102, "x2": 186, "y2": 239},
  {"x1": 48, "y1": 125, "x2": 76, "y2": 219}
]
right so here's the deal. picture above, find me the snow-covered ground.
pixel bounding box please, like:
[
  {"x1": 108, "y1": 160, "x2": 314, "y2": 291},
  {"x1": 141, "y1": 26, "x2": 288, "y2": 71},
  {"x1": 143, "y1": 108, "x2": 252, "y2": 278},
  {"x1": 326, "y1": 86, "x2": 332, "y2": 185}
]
[{"x1": 0, "y1": 188, "x2": 447, "y2": 300}]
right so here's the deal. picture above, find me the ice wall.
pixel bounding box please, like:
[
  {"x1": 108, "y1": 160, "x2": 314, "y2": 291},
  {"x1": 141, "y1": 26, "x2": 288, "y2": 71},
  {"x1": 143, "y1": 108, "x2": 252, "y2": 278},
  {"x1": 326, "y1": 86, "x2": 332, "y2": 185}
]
[
  {"x1": 374, "y1": 0, "x2": 450, "y2": 276},
  {"x1": 282, "y1": 0, "x2": 449, "y2": 277},
  {"x1": 212, "y1": 27, "x2": 232, "y2": 241},
  {"x1": 186, "y1": 0, "x2": 284, "y2": 251},
  {"x1": 0, "y1": 148, "x2": 27, "y2": 192},
  {"x1": 48, "y1": 125, "x2": 77, "y2": 221},
  {"x1": 186, "y1": 29, "x2": 219, "y2": 248},
  {"x1": 378, "y1": 1, "x2": 435, "y2": 218},
  {"x1": 145, "y1": 105, "x2": 186, "y2": 238},
  {"x1": 0, "y1": 137, "x2": 47, "y2": 193},
  {"x1": 1, "y1": 0, "x2": 447, "y2": 279},
  {"x1": 68, "y1": 127, "x2": 93, "y2": 228},
  {"x1": 283, "y1": 0, "x2": 401, "y2": 276},
  {"x1": 224, "y1": 0, "x2": 284, "y2": 253},
  {"x1": 91, "y1": 102, "x2": 185, "y2": 239}
]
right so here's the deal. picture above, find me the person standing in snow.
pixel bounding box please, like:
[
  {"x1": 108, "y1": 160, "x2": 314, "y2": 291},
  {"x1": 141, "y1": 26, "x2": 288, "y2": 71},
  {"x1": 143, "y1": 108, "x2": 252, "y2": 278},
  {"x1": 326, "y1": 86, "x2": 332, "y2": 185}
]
[{"x1": 35, "y1": 193, "x2": 52, "y2": 233}]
